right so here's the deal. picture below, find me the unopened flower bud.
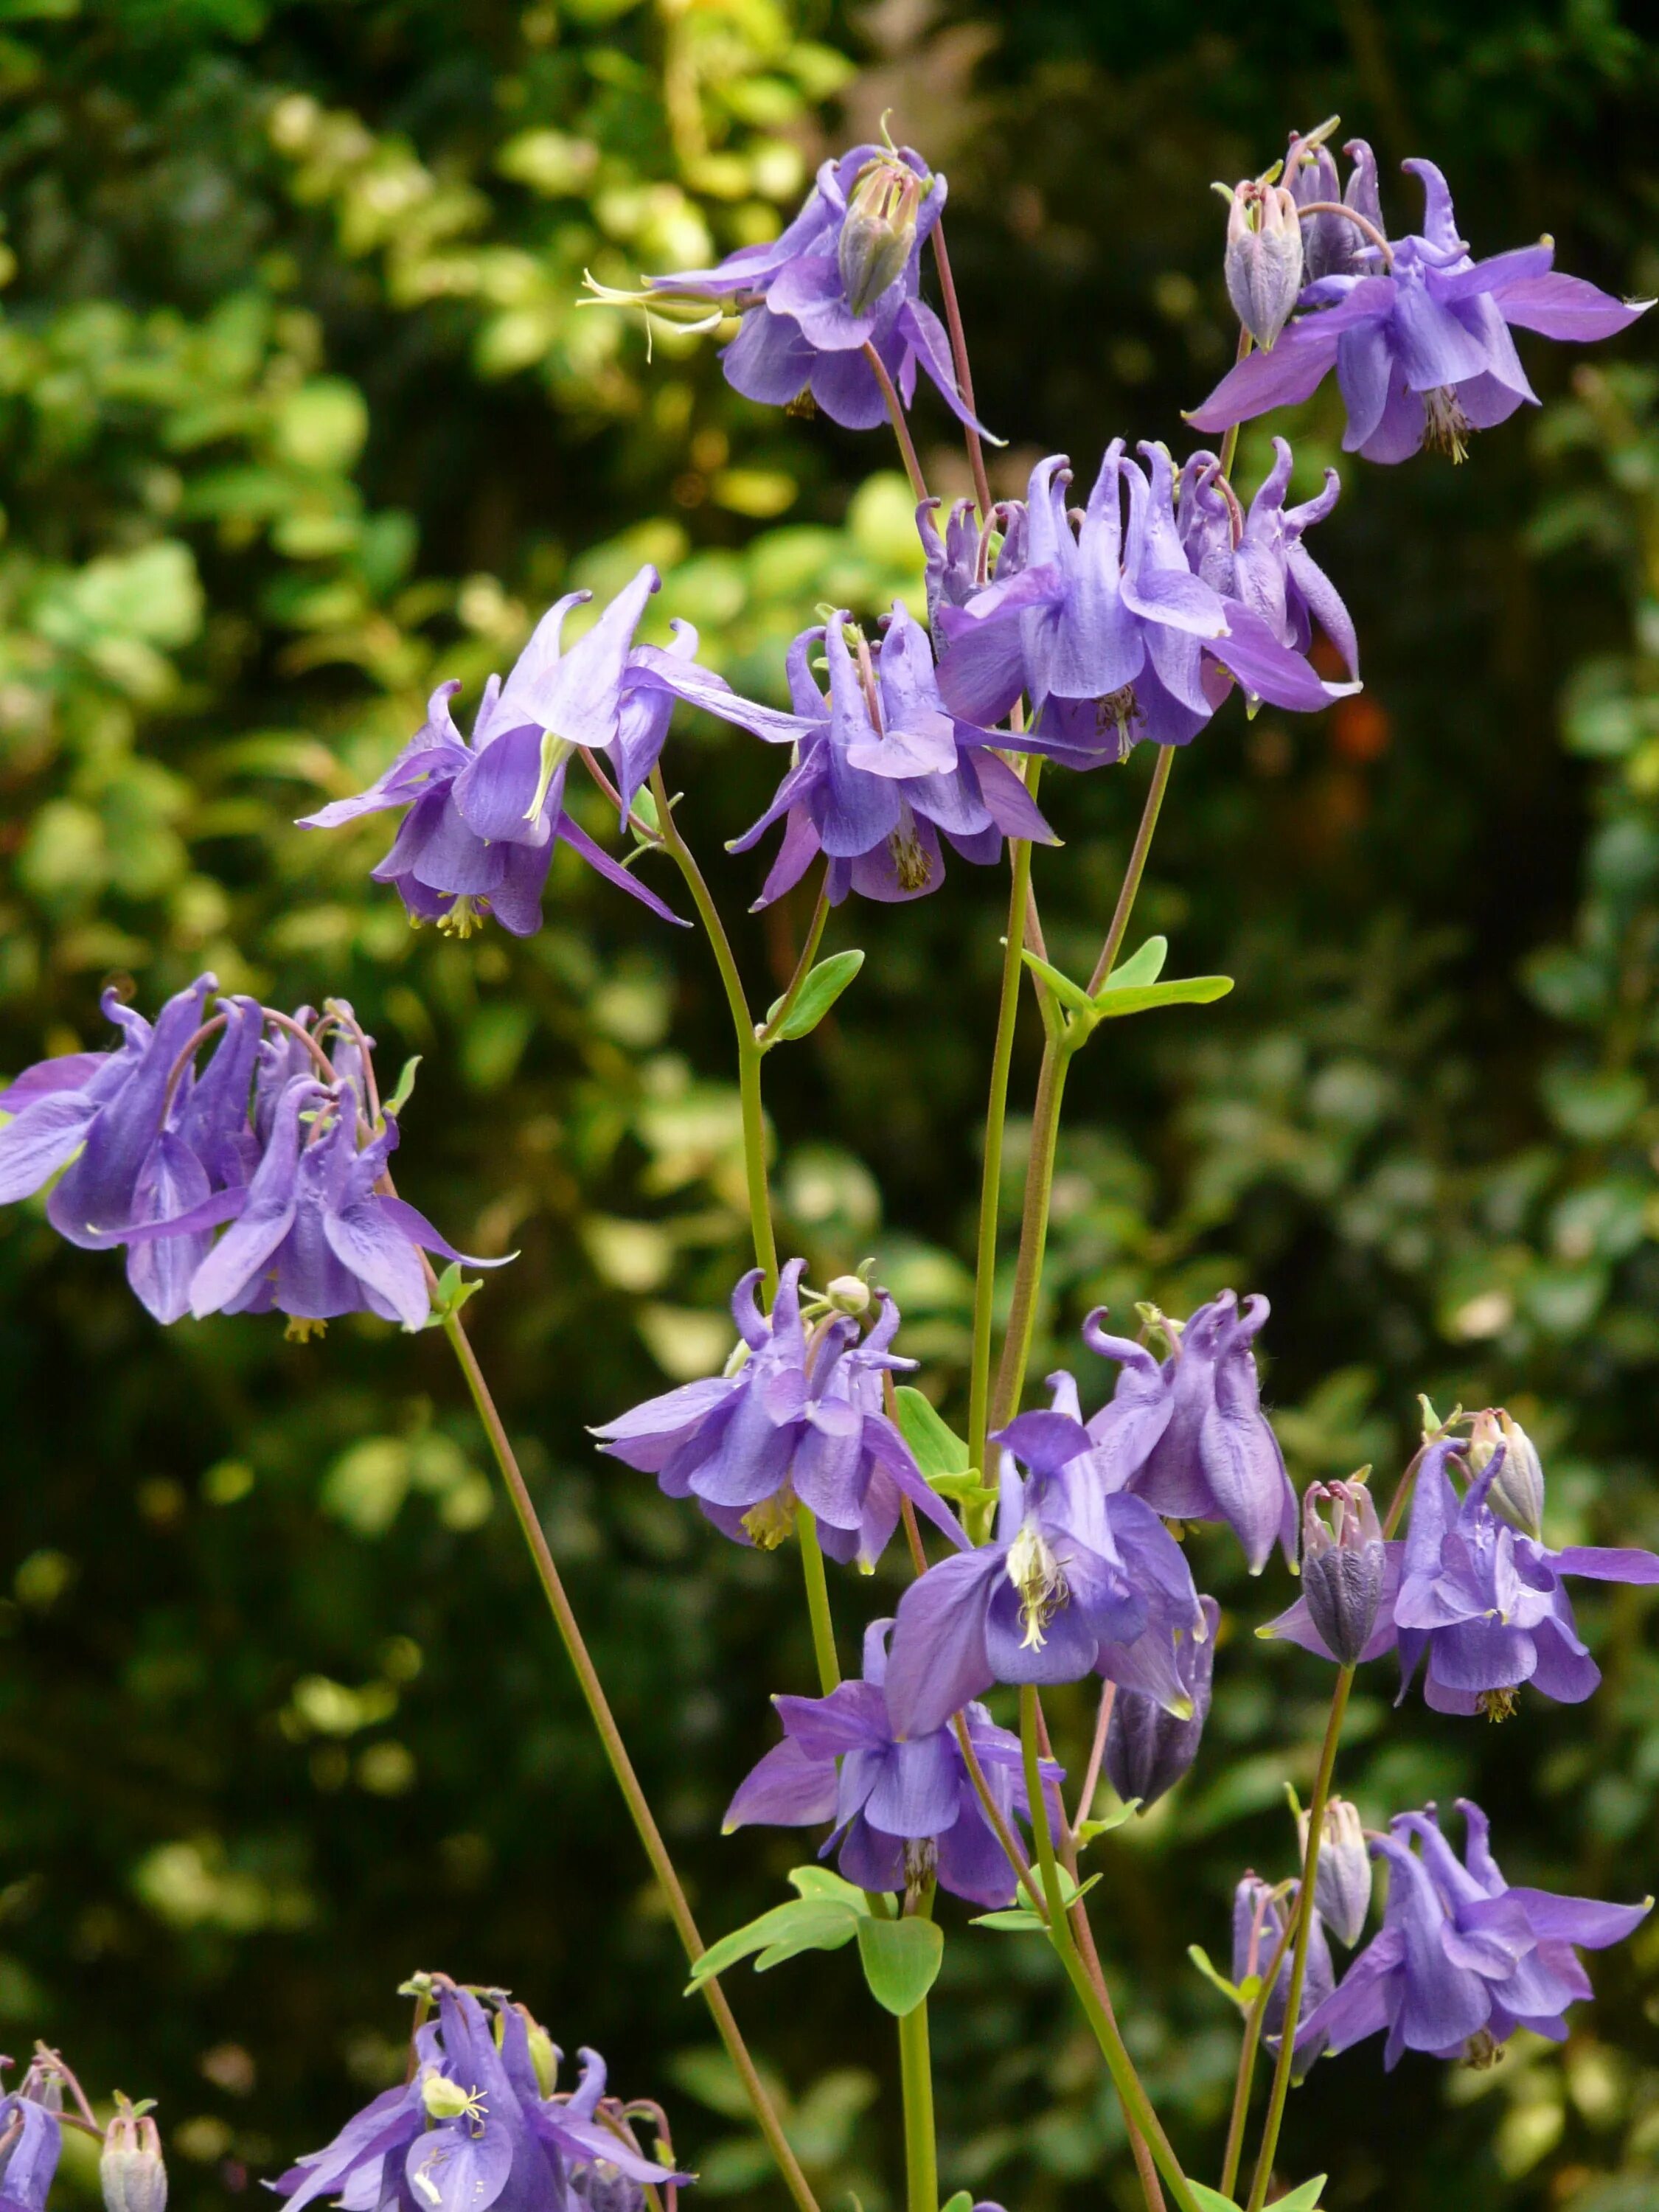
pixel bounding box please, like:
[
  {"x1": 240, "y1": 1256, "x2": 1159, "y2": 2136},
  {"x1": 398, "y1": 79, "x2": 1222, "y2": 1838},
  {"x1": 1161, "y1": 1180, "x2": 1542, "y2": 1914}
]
[
  {"x1": 839, "y1": 156, "x2": 925, "y2": 316},
  {"x1": 1468, "y1": 1409, "x2": 1545, "y2": 1542},
  {"x1": 524, "y1": 2017, "x2": 560, "y2": 2101},
  {"x1": 102, "y1": 2100, "x2": 167, "y2": 2212},
  {"x1": 825, "y1": 1273, "x2": 872, "y2": 1317},
  {"x1": 1224, "y1": 181, "x2": 1304, "y2": 350},
  {"x1": 1105, "y1": 1596, "x2": 1219, "y2": 1809},
  {"x1": 1298, "y1": 1796, "x2": 1371, "y2": 1946},
  {"x1": 1300, "y1": 1480, "x2": 1384, "y2": 1666}
]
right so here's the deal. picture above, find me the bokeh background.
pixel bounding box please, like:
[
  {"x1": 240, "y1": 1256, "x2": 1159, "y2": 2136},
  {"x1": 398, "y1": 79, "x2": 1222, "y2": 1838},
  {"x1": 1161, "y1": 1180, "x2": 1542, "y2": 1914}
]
[{"x1": 4, "y1": 2, "x2": 1659, "y2": 2207}]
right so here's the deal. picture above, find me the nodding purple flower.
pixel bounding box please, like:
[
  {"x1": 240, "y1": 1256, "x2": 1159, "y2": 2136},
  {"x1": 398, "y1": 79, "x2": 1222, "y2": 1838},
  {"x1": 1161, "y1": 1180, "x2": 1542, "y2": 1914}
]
[
  {"x1": 1081, "y1": 1294, "x2": 1298, "y2": 1576},
  {"x1": 1224, "y1": 180, "x2": 1304, "y2": 351},
  {"x1": 1299, "y1": 1479, "x2": 1386, "y2": 1666},
  {"x1": 649, "y1": 604, "x2": 1054, "y2": 905},
  {"x1": 724, "y1": 1618, "x2": 1061, "y2": 1908},
  {"x1": 883, "y1": 1374, "x2": 1206, "y2": 1740},
  {"x1": 1105, "y1": 1593, "x2": 1220, "y2": 1809},
  {"x1": 299, "y1": 568, "x2": 704, "y2": 937},
  {"x1": 636, "y1": 144, "x2": 985, "y2": 437},
  {"x1": 1233, "y1": 1873, "x2": 1335, "y2": 2042},
  {"x1": 1306, "y1": 1797, "x2": 1373, "y2": 1948},
  {"x1": 1294, "y1": 1800, "x2": 1652, "y2": 2072},
  {"x1": 933, "y1": 444, "x2": 1354, "y2": 766},
  {"x1": 1190, "y1": 145, "x2": 1652, "y2": 465},
  {"x1": 0, "y1": 2052, "x2": 66, "y2": 2212},
  {"x1": 591, "y1": 1259, "x2": 966, "y2": 1568},
  {"x1": 274, "y1": 1980, "x2": 683, "y2": 2212}
]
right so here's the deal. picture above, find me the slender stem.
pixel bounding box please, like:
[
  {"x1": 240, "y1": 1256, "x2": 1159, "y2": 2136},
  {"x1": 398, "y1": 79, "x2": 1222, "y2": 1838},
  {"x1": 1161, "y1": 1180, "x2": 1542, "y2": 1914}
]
[
  {"x1": 1245, "y1": 1667, "x2": 1354, "y2": 2212},
  {"x1": 757, "y1": 877, "x2": 831, "y2": 1047},
  {"x1": 793, "y1": 1503, "x2": 842, "y2": 1694},
  {"x1": 650, "y1": 765, "x2": 779, "y2": 1297},
  {"x1": 863, "y1": 341, "x2": 928, "y2": 504},
  {"x1": 1217, "y1": 328, "x2": 1254, "y2": 484},
  {"x1": 1291, "y1": 201, "x2": 1394, "y2": 266},
  {"x1": 897, "y1": 1918, "x2": 938, "y2": 2212},
  {"x1": 1219, "y1": 1916, "x2": 1295, "y2": 2201},
  {"x1": 969, "y1": 816, "x2": 1036, "y2": 1484},
  {"x1": 1074, "y1": 1679, "x2": 1116, "y2": 1833},
  {"x1": 441, "y1": 1312, "x2": 821, "y2": 2212},
  {"x1": 989, "y1": 1039, "x2": 1074, "y2": 1427},
  {"x1": 928, "y1": 218, "x2": 992, "y2": 519},
  {"x1": 1085, "y1": 743, "x2": 1177, "y2": 995},
  {"x1": 1019, "y1": 1691, "x2": 1200, "y2": 2212}
]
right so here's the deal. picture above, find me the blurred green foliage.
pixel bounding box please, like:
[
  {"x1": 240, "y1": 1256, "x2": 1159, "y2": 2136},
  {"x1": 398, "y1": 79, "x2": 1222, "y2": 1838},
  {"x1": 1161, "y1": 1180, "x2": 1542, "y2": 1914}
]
[{"x1": 2, "y1": 4, "x2": 1659, "y2": 2211}]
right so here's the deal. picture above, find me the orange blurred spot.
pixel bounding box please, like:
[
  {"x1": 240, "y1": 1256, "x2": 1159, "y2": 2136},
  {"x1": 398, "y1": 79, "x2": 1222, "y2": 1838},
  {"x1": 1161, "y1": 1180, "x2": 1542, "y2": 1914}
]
[{"x1": 1331, "y1": 694, "x2": 1391, "y2": 763}]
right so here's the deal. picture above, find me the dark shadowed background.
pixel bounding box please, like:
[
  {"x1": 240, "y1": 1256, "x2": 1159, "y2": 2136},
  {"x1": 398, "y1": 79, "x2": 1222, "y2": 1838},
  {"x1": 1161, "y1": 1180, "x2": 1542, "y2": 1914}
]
[{"x1": 3, "y1": 3, "x2": 1659, "y2": 2207}]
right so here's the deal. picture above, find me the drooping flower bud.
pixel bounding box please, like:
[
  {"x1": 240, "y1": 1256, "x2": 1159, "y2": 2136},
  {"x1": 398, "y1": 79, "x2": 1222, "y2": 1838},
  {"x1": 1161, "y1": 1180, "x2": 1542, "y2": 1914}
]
[
  {"x1": 1224, "y1": 181, "x2": 1304, "y2": 351},
  {"x1": 825, "y1": 1273, "x2": 872, "y2": 1317},
  {"x1": 838, "y1": 156, "x2": 926, "y2": 316},
  {"x1": 1468, "y1": 1409, "x2": 1545, "y2": 1542},
  {"x1": 101, "y1": 2099, "x2": 167, "y2": 2212},
  {"x1": 1299, "y1": 1479, "x2": 1384, "y2": 1666},
  {"x1": 1105, "y1": 1596, "x2": 1220, "y2": 1809},
  {"x1": 1298, "y1": 1795, "x2": 1372, "y2": 1946},
  {"x1": 1231, "y1": 1873, "x2": 1335, "y2": 2038}
]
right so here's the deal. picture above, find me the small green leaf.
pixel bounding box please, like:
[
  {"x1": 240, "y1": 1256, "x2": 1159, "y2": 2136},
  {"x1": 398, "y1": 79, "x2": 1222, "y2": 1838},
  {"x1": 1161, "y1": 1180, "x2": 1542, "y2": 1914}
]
[
  {"x1": 1186, "y1": 1942, "x2": 1250, "y2": 2009},
  {"x1": 893, "y1": 1386, "x2": 970, "y2": 1479},
  {"x1": 855, "y1": 1914, "x2": 944, "y2": 2016},
  {"x1": 970, "y1": 1868, "x2": 1099, "y2": 1933},
  {"x1": 766, "y1": 949, "x2": 865, "y2": 1040},
  {"x1": 939, "y1": 2194, "x2": 973, "y2": 2212},
  {"x1": 1075, "y1": 1800, "x2": 1141, "y2": 1845},
  {"x1": 1017, "y1": 946, "x2": 1096, "y2": 1018},
  {"x1": 1091, "y1": 975, "x2": 1234, "y2": 1018},
  {"x1": 925, "y1": 1470, "x2": 997, "y2": 1509},
  {"x1": 1185, "y1": 2187, "x2": 1243, "y2": 2212},
  {"x1": 422, "y1": 1262, "x2": 483, "y2": 1329},
  {"x1": 787, "y1": 1865, "x2": 872, "y2": 1911},
  {"x1": 1100, "y1": 934, "x2": 1167, "y2": 990},
  {"x1": 384, "y1": 1053, "x2": 422, "y2": 1118},
  {"x1": 1270, "y1": 2179, "x2": 1327, "y2": 2212},
  {"x1": 686, "y1": 1897, "x2": 860, "y2": 1990}
]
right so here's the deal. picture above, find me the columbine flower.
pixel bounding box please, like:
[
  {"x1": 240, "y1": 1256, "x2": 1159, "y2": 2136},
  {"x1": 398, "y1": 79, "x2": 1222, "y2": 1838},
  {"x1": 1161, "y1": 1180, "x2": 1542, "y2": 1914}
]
[
  {"x1": 633, "y1": 143, "x2": 984, "y2": 435},
  {"x1": 274, "y1": 1980, "x2": 682, "y2": 2212},
  {"x1": 883, "y1": 1380, "x2": 1206, "y2": 1739},
  {"x1": 1224, "y1": 179, "x2": 1304, "y2": 351},
  {"x1": 1081, "y1": 1295, "x2": 1298, "y2": 1576},
  {"x1": 651, "y1": 604, "x2": 1054, "y2": 905},
  {"x1": 0, "y1": 2053, "x2": 65, "y2": 2212},
  {"x1": 1105, "y1": 1593, "x2": 1220, "y2": 1809},
  {"x1": 1305, "y1": 1797, "x2": 1373, "y2": 1948},
  {"x1": 1233, "y1": 1873, "x2": 1335, "y2": 2040},
  {"x1": 1467, "y1": 1406, "x2": 1545, "y2": 1541},
  {"x1": 724, "y1": 1618, "x2": 1060, "y2": 1907},
  {"x1": 1189, "y1": 145, "x2": 1652, "y2": 464},
  {"x1": 592, "y1": 1259, "x2": 964, "y2": 1565},
  {"x1": 1298, "y1": 1479, "x2": 1386, "y2": 1666},
  {"x1": 299, "y1": 568, "x2": 703, "y2": 936},
  {"x1": 101, "y1": 2097, "x2": 167, "y2": 2212},
  {"x1": 933, "y1": 445, "x2": 1354, "y2": 764},
  {"x1": 1294, "y1": 1800, "x2": 1651, "y2": 2070}
]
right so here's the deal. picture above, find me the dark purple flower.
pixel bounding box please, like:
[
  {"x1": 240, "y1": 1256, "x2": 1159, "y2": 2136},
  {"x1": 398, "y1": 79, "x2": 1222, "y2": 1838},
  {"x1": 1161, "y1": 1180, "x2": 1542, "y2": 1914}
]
[
  {"x1": 1080, "y1": 1294, "x2": 1298, "y2": 1576},
  {"x1": 651, "y1": 604, "x2": 1054, "y2": 905},
  {"x1": 640, "y1": 144, "x2": 985, "y2": 436},
  {"x1": 0, "y1": 2055, "x2": 64, "y2": 2212},
  {"x1": 883, "y1": 1376, "x2": 1206, "y2": 1739},
  {"x1": 1233, "y1": 1873, "x2": 1335, "y2": 2041},
  {"x1": 300, "y1": 568, "x2": 700, "y2": 936},
  {"x1": 1105, "y1": 1593, "x2": 1220, "y2": 1809},
  {"x1": 1190, "y1": 147, "x2": 1652, "y2": 464},
  {"x1": 934, "y1": 444, "x2": 1353, "y2": 765},
  {"x1": 592, "y1": 1259, "x2": 965, "y2": 1566},
  {"x1": 1295, "y1": 1800, "x2": 1651, "y2": 2070},
  {"x1": 725, "y1": 1618, "x2": 1060, "y2": 1907},
  {"x1": 1298, "y1": 1478, "x2": 1386, "y2": 1666},
  {"x1": 274, "y1": 1982, "x2": 681, "y2": 2212}
]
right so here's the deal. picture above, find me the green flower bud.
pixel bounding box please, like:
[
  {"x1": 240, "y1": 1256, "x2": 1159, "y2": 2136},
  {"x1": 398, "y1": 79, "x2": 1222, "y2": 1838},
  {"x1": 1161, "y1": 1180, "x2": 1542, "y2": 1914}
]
[{"x1": 838, "y1": 157, "x2": 925, "y2": 317}]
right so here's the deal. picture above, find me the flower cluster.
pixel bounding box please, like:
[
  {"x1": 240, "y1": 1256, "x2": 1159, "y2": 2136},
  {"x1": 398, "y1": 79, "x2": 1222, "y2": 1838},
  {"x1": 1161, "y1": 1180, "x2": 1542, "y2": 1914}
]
[
  {"x1": 0, "y1": 981, "x2": 498, "y2": 1333},
  {"x1": 0, "y1": 2043, "x2": 167, "y2": 2212}
]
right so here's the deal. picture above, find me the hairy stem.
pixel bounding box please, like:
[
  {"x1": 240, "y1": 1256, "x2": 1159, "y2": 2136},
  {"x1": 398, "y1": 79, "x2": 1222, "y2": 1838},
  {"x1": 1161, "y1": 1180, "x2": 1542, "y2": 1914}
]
[
  {"x1": 863, "y1": 341, "x2": 929, "y2": 505},
  {"x1": 442, "y1": 1312, "x2": 820, "y2": 2212},
  {"x1": 1245, "y1": 1666, "x2": 1354, "y2": 2211},
  {"x1": 929, "y1": 217, "x2": 992, "y2": 519}
]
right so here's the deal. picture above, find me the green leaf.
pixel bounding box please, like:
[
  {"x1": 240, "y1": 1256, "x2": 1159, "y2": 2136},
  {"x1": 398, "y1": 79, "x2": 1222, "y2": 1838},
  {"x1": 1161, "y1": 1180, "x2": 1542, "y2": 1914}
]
[
  {"x1": 1091, "y1": 975, "x2": 1234, "y2": 1018},
  {"x1": 892, "y1": 1386, "x2": 970, "y2": 1479},
  {"x1": 384, "y1": 1054, "x2": 422, "y2": 1119},
  {"x1": 1270, "y1": 2180, "x2": 1327, "y2": 2212},
  {"x1": 1185, "y1": 2187, "x2": 1243, "y2": 2212},
  {"x1": 1075, "y1": 1799, "x2": 1141, "y2": 1845},
  {"x1": 787, "y1": 1865, "x2": 872, "y2": 1911},
  {"x1": 1017, "y1": 946, "x2": 1096, "y2": 1018},
  {"x1": 1101, "y1": 934, "x2": 1167, "y2": 990},
  {"x1": 686, "y1": 1897, "x2": 861, "y2": 1990},
  {"x1": 855, "y1": 1914, "x2": 943, "y2": 2016},
  {"x1": 422, "y1": 1262, "x2": 483, "y2": 1329},
  {"x1": 1186, "y1": 1942, "x2": 1250, "y2": 2009},
  {"x1": 925, "y1": 1470, "x2": 996, "y2": 1509},
  {"x1": 970, "y1": 1868, "x2": 1099, "y2": 1933},
  {"x1": 939, "y1": 2195, "x2": 973, "y2": 2212},
  {"x1": 766, "y1": 949, "x2": 864, "y2": 1040}
]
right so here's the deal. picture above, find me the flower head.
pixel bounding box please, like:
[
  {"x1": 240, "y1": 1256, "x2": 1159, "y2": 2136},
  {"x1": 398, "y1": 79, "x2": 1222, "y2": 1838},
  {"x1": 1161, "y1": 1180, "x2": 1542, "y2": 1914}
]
[
  {"x1": 1305, "y1": 1797, "x2": 1374, "y2": 1950},
  {"x1": 1295, "y1": 1800, "x2": 1651, "y2": 2070},
  {"x1": 1225, "y1": 180, "x2": 1304, "y2": 351},
  {"x1": 725, "y1": 1618, "x2": 1060, "y2": 1907},
  {"x1": 1191, "y1": 144, "x2": 1652, "y2": 464},
  {"x1": 300, "y1": 569, "x2": 701, "y2": 936},
  {"x1": 0, "y1": 2053, "x2": 65, "y2": 2212},
  {"x1": 101, "y1": 2098, "x2": 167, "y2": 2212},
  {"x1": 1233, "y1": 1873, "x2": 1335, "y2": 2041},
  {"x1": 1299, "y1": 1478, "x2": 1385, "y2": 1666},
  {"x1": 592, "y1": 1259, "x2": 964, "y2": 1567},
  {"x1": 1105, "y1": 1593, "x2": 1220, "y2": 1809}
]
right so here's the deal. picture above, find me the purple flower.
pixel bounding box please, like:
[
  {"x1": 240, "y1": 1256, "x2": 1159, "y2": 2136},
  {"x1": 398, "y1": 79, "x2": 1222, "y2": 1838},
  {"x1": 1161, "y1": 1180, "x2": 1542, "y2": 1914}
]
[
  {"x1": 1233, "y1": 1873, "x2": 1335, "y2": 2041},
  {"x1": 1190, "y1": 146, "x2": 1652, "y2": 464},
  {"x1": 725, "y1": 1618, "x2": 1060, "y2": 1907},
  {"x1": 1104, "y1": 1593, "x2": 1220, "y2": 1809},
  {"x1": 650, "y1": 604, "x2": 1054, "y2": 905},
  {"x1": 592, "y1": 1259, "x2": 966, "y2": 1566},
  {"x1": 641, "y1": 144, "x2": 984, "y2": 436},
  {"x1": 300, "y1": 568, "x2": 702, "y2": 936},
  {"x1": 1179, "y1": 438, "x2": 1359, "y2": 687},
  {"x1": 1080, "y1": 1294, "x2": 1297, "y2": 1576},
  {"x1": 883, "y1": 1377, "x2": 1206, "y2": 1739},
  {"x1": 1294, "y1": 1800, "x2": 1651, "y2": 2070},
  {"x1": 0, "y1": 2055, "x2": 64, "y2": 2212},
  {"x1": 934, "y1": 445, "x2": 1354, "y2": 765},
  {"x1": 274, "y1": 1981, "x2": 681, "y2": 2212},
  {"x1": 1298, "y1": 1478, "x2": 1386, "y2": 1666}
]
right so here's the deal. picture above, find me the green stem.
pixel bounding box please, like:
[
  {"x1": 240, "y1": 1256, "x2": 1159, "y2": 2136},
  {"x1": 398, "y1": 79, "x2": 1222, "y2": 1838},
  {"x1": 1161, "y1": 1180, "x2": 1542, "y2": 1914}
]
[
  {"x1": 650, "y1": 765, "x2": 779, "y2": 1298},
  {"x1": 1217, "y1": 328, "x2": 1254, "y2": 485},
  {"x1": 897, "y1": 1902, "x2": 938, "y2": 2212},
  {"x1": 1084, "y1": 742, "x2": 1177, "y2": 996},
  {"x1": 794, "y1": 1503, "x2": 842, "y2": 1694},
  {"x1": 757, "y1": 877, "x2": 830, "y2": 1048},
  {"x1": 863, "y1": 341, "x2": 928, "y2": 504},
  {"x1": 1218, "y1": 1912, "x2": 1295, "y2": 2201},
  {"x1": 442, "y1": 1312, "x2": 820, "y2": 2212},
  {"x1": 990, "y1": 1038, "x2": 1074, "y2": 1427},
  {"x1": 1245, "y1": 1667, "x2": 1354, "y2": 2212},
  {"x1": 1019, "y1": 1689, "x2": 1201, "y2": 2212}
]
